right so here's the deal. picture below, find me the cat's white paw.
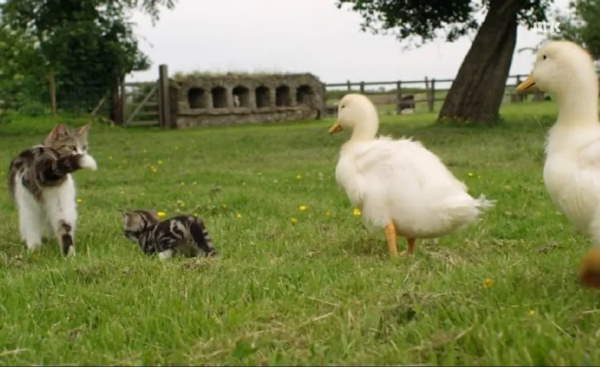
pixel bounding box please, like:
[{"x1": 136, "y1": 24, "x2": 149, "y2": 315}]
[
  {"x1": 67, "y1": 246, "x2": 76, "y2": 257},
  {"x1": 158, "y1": 249, "x2": 174, "y2": 261},
  {"x1": 25, "y1": 241, "x2": 42, "y2": 252},
  {"x1": 79, "y1": 154, "x2": 98, "y2": 171}
]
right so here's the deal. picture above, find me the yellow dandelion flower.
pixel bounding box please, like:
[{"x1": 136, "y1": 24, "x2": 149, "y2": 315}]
[
  {"x1": 299, "y1": 205, "x2": 309, "y2": 211},
  {"x1": 483, "y1": 278, "x2": 494, "y2": 288},
  {"x1": 76, "y1": 198, "x2": 83, "y2": 204},
  {"x1": 290, "y1": 217, "x2": 298, "y2": 224},
  {"x1": 468, "y1": 172, "x2": 475, "y2": 177},
  {"x1": 353, "y1": 208, "x2": 362, "y2": 216},
  {"x1": 157, "y1": 211, "x2": 167, "y2": 218},
  {"x1": 158, "y1": 160, "x2": 164, "y2": 165},
  {"x1": 296, "y1": 174, "x2": 303, "y2": 180},
  {"x1": 528, "y1": 309, "x2": 536, "y2": 316},
  {"x1": 235, "y1": 212, "x2": 242, "y2": 219}
]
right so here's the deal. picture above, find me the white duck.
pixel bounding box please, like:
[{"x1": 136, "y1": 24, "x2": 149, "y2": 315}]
[
  {"x1": 517, "y1": 41, "x2": 600, "y2": 286},
  {"x1": 329, "y1": 94, "x2": 493, "y2": 257}
]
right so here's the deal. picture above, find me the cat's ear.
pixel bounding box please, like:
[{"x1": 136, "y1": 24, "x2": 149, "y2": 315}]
[
  {"x1": 76, "y1": 123, "x2": 91, "y2": 138},
  {"x1": 43, "y1": 124, "x2": 69, "y2": 145},
  {"x1": 121, "y1": 211, "x2": 134, "y2": 226}
]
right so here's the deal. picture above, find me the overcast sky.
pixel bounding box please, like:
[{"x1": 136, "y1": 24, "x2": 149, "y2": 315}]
[{"x1": 129, "y1": 0, "x2": 571, "y2": 84}]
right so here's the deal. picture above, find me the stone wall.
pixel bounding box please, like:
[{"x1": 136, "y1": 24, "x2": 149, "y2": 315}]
[{"x1": 172, "y1": 73, "x2": 325, "y2": 128}]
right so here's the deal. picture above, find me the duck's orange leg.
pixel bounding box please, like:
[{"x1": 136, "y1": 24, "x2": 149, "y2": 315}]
[
  {"x1": 405, "y1": 238, "x2": 416, "y2": 255},
  {"x1": 384, "y1": 222, "x2": 398, "y2": 257}
]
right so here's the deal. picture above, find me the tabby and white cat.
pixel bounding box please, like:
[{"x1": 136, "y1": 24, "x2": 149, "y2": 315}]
[
  {"x1": 122, "y1": 210, "x2": 217, "y2": 259},
  {"x1": 8, "y1": 123, "x2": 97, "y2": 256}
]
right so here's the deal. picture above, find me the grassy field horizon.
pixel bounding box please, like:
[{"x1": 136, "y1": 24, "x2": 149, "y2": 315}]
[{"x1": 2, "y1": 101, "x2": 600, "y2": 365}]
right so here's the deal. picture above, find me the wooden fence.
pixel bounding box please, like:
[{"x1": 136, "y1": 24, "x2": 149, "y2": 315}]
[{"x1": 323, "y1": 74, "x2": 537, "y2": 114}]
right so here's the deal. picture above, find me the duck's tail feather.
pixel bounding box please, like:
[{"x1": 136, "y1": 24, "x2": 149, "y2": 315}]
[
  {"x1": 441, "y1": 194, "x2": 494, "y2": 229},
  {"x1": 475, "y1": 194, "x2": 496, "y2": 211}
]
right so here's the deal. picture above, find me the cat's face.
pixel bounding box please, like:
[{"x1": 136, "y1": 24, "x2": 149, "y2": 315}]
[
  {"x1": 122, "y1": 210, "x2": 160, "y2": 242},
  {"x1": 43, "y1": 123, "x2": 90, "y2": 157}
]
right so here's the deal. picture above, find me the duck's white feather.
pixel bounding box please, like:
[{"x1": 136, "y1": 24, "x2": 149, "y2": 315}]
[{"x1": 544, "y1": 124, "x2": 600, "y2": 237}]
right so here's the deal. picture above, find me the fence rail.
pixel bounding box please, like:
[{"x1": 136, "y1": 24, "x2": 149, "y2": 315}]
[{"x1": 323, "y1": 74, "x2": 534, "y2": 114}]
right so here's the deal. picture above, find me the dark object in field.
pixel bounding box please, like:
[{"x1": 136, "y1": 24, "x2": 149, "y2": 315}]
[
  {"x1": 581, "y1": 247, "x2": 600, "y2": 288},
  {"x1": 398, "y1": 95, "x2": 415, "y2": 112},
  {"x1": 122, "y1": 210, "x2": 216, "y2": 260}
]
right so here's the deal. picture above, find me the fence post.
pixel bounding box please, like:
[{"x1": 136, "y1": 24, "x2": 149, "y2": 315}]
[
  {"x1": 515, "y1": 75, "x2": 523, "y2": 103},
  {"x1": 110, "y1": 77, "x2": 125, "y2": 125},
  {"x1": 360, "y1": 81, "x2": 365, "y2": 94},
  {"x1": 424, "y1": 77, "x2": 430, "y2": 112},
  {"x1": 347, "y1": 80, "x2": 351, "y2": 91},
  {"x1": 119, "y1": 79, "x2": 126, "y2": 123},
  {"x1": 429, "y1": 78, "x2": 436, "y2": 112},
  {"x1": 158, "y1": 64, "x2": 171, "y2": 128},
  {"x1": 396, "y1": 81, "x2": 402, "y2": 114}
]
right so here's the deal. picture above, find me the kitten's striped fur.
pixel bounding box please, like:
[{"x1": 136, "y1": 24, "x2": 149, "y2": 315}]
[
  {"x1": 8, "y1": 123, "x2": 97, "y2": 256},
  {"x1": 123, "y1": 210, "x2": 216, "y2": 259}
]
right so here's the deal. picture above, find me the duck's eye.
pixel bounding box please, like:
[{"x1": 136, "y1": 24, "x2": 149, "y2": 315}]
[
  {"x1": 542, "y1": 54, "x2": 547, "y2": 60},
  {"x1": 70, "y1": 145, "x2": 77, "y2": 152},
  {"x1": 82, "y1": 145, "x2": 88, "y2": 151},
  {"x1": 340, "y1": 105, "x2": 346, "y2": 109}
]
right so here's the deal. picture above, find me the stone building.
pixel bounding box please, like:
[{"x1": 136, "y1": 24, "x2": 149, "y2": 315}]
[{"x1": 171, "y1": 73, "x2": 325, "y2": 128}]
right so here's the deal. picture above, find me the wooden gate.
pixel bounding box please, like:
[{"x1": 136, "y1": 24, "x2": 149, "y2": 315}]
[
  {"x1": 122, "y1": 65, "x2": 173, "y2": 128},
  {"x1": 123, "y1": 82, "x2": 159, "y2": 126}
]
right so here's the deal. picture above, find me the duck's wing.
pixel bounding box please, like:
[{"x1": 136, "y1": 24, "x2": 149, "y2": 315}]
[
  {"x1": 353, "y1": 140, "x2": 410, "y2": 180},
  {"x1": 353, "y1": 139, "x2": 455, "y2": 187},
  {"x1": 578, "y1": 138, "x2": 600, "y2": 170},
  {"x1": 336, "y1": 143, "x2": 397, "y2": 207}
]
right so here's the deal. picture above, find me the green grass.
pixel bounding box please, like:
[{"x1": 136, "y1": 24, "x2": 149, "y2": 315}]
[{"x1": 1, "y1": 102, "x2": 600, "y2": 365}]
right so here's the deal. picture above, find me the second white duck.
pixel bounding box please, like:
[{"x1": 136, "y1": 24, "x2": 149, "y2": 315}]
[
  {"x1": 517, "y1": 41, "x2": 600, "y2": 286},
  {"x1": 329, "y1": 94, "x2": 493, "y2": 257}
]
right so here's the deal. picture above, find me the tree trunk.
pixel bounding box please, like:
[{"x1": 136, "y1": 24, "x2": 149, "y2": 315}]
[
  {"x1": 47, "y1": 71, "x2": 57, "y2": 114},
  {"x1": 438, "y1": 0, "x2": 520, "y2": 124}
]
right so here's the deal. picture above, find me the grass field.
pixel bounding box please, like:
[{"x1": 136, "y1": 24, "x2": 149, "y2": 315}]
[{"x1": 1, "y1": 102, "x2": 600, "y2": 365}]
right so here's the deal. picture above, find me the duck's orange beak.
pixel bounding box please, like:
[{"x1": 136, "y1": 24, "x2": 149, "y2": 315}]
[
  {"x1": 516, "y1": 75, "x2": 536, "y2": 93},
  {"x1": 328, "y1": 122, "x2": 343, "y2": 134}
]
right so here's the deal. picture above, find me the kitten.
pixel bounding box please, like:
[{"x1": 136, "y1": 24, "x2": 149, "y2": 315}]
[
  {"x1": 122, "y1": 210, "x2": 217, "y2": 260},
  {"x1": 8, "y1": 123, "x2": 97, "y2": 256}
]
